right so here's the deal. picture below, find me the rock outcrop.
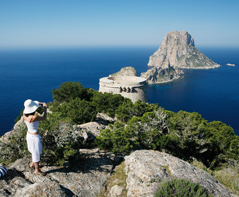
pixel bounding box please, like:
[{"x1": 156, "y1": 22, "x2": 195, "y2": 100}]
[
  {"x1": 125, "y1": 150, "x2": 237, "y2": 197},
  {"x1": 140, "y1": 66, "x2": 184, "y2": 84},
  {"x1": 141, "y1": 30, "x2": 220, "y2": 84},
  {"x1": 110, "y1": 66, "x2": 138, "y2": 77},
  {"x1": 1, "y1": 149, "x2": 237, "y2": 197},
  {"x1": 1, "y1": 148, "x2": 115, "y2": 197}
]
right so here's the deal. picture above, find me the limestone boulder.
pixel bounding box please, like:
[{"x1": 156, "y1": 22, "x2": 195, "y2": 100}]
[
  {"x1": 74, "y1": 113, "x2": 114, "y2": 143},
  {"x1": 124, "y1": 150, "x2": 237, "y2": 197}
]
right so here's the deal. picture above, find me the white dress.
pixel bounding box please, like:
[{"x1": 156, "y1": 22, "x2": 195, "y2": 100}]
[{"x1": 25, "y1": 121, "x2": 42, "y2": 162}]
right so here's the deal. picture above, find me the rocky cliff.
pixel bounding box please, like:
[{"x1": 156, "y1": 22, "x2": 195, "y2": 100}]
[
  {"x1": 0, "y1": 117, "x2": 238, "y2": 196},
  {"x1": 141, "y1": 30, "x2": 220, "y2": 84}
]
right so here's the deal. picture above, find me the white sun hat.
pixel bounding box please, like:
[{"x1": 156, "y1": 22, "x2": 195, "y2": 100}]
[{"x1": 23, "y1": 99, "x2": 40, "y2": 114}]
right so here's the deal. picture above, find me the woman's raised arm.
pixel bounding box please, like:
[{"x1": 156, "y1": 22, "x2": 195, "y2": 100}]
[{"x1": 35, "y1": 102, "x2": 47, "y2": 121}]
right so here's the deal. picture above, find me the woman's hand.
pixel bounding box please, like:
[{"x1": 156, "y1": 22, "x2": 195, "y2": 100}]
[
  {"x1": 36, "y1": 102, "x2": 48, "y2": 121},
  {"x1": 42, "y1": 102, "x2": 47, "y2": 108}
]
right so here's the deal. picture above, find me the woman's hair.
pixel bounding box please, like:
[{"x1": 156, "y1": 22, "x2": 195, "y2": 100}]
[{"x1": 24, "y1": 111, "x2": 36, "y2": 117}]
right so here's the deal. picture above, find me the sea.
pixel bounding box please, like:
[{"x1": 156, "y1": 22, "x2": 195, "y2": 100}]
[{"x1": 0, "y1": 46, "x2": 239, "y2": 136}]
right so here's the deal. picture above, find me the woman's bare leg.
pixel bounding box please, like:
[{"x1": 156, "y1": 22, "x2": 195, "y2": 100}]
[
  {"x1": 34, "y1": 162, "x2": 40, "y2": 173},
  {"x1": 30, "y1": 161, "x2": 35, "y2": 168},
  {"x1": 34, "y1": 162, "x2": 45, "y2": 175}
]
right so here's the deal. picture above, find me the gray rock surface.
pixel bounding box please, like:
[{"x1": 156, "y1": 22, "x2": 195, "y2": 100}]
[
  {"x1": 147, "y1": 30, "x2": 219, "y2": 69},
  {"x1": 1, "y1": 149, "x2": 238, "y2": 197},
  {"x1": 1, "y1": 148, "x2": 115, "y2": 197},
  {"x1": 124, "y1": 150, "x2": 237, "y2": 197},
  {"x1": 74, "y1": 113, "x2": 115, "y2": 143},
  {"x1": 110, "y1": 66, "x2": 138, "y2": 77},
  {"x1": 1, "y1": 115, "x2": 238, "y2": 196},
  {"x1": 108, "y1": 185, "x2": 124, "y2": 197},
  {"x1": 140, "y1": 66, "x2": 184, "y2": 84},
  {"x1": 141, "y1": 30, "x2": 220, "y2": 84},
  {"x1": 14, "y1": 182, "x2": 68, "y2": 197}
]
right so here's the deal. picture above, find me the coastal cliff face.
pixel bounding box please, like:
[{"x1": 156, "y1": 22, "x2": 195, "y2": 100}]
[{"x1": 141, "y1": 30, "x2": 220, "y2": 84}]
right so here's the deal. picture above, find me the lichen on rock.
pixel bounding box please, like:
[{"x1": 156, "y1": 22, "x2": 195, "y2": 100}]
[{"x1": 124, "y1": 150, "x2": 236, "y2": 197}]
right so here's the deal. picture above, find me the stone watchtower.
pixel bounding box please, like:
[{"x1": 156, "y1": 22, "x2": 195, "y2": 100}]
[{"x1": 99, "y1": 75, "x2": 148, "y2": 103}]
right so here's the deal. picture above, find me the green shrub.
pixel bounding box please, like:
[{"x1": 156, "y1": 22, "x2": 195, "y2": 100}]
[
  {"x1": 52, "y1": 81, "x2": 92, "y2": 102},
  {"x1": 97, "y1": 106, "x2": 239, "y2": 170},
  {"x1": 154, "y1": 178, "x2": 213, "y2": 197},
  {"x1": 91, "y1": 91, "x2": 125, "y2": 117},
  {"x1": 164, "y1": 110, "x2": 221, "y2": 167},
  {"x1": 39, "y1": 112, "x2": 81, "y2": 162},
  {"x1": 39, "y1": 114, "x2": 80, "y2": 165},
  {"x1": 126, "y1": 108, "x2": 169, "y2": 150},
  {"x1": 203, "y1": 121, "x2": 237, "y2": 168},
  {"x1": 95, "y1": 122, "x2": 133, "y2": 153},
  {"x1": 115, "y1": 99, "x2": 158, "y2": 122},
  {"x1": 0, "y1": 123, "x2": 29, "y2": 165},
  {"x1": 51, "y1": 98, "x2": 97, "y2": 124},
  {"x1": 96, "y1": 108, "x2": 169, "y2": 153}
]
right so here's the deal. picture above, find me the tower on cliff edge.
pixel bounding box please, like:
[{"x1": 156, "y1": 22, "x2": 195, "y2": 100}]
[{"x1": 99, "y1": 75, "x2": 148, "y2": 103}]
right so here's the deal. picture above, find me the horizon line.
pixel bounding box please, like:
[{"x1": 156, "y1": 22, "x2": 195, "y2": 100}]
[{"x1": 0, "y1": 45, "x2": 239, "y2": 51}]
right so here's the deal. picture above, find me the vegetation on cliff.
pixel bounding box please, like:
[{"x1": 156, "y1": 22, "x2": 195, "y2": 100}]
[
  {"x1": 154, "y1": 178, "x2": 213, "y2": 197},
  {"x1": 0, "y1": 81, "x2": 239, "y2": 194},
  {"x1": 1, "y1": 81, "x2": 239, "y2": 168}
]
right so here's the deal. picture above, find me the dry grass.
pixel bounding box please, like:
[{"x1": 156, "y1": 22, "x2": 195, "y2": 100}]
[
  {"x1": 161, "y1": 165, "x2": 171, "y2": 175},
  {"x1": 214, "y1": 168, "x2": 239, "y2": 195},
  {"x1": 97, "y1": 161, "x2": 127, "y2": 197},
  {"x1": 190, "y1": 159, "x2": 239, "y2": 195}
]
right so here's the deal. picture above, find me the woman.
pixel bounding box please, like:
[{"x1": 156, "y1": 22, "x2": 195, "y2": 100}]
[{"x1": 23, "y1": 99, "x2": 47, "y2": 176}]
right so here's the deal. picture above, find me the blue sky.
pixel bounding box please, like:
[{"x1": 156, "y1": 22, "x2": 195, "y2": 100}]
[{"x1": 0, "y1": 0, "x2": 238, "y2": 49}]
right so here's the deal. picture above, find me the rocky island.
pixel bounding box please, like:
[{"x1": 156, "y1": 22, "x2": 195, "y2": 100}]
[{"x1": 141, "y1": 30, "x2": 220, "y2": 84}]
